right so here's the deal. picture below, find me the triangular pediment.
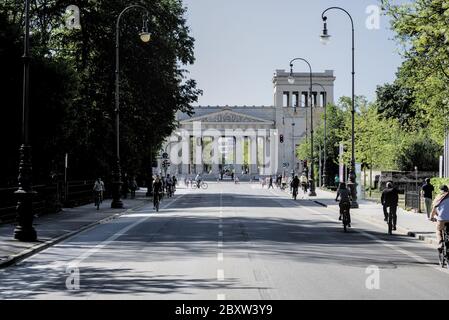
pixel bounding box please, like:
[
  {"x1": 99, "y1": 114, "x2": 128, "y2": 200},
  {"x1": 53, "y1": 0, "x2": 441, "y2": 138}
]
[{"x1": 181, "y1": 109, "x2": 274, "y2": 124}]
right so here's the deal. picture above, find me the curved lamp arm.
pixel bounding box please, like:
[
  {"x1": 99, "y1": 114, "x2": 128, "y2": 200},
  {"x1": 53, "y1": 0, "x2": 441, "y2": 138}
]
[
  {"x1": 321, "y1": 7, "x2": 354, "y2": 30},
  {"x1": 289, "y1": 57, "x2": 313, "y2": 101}
]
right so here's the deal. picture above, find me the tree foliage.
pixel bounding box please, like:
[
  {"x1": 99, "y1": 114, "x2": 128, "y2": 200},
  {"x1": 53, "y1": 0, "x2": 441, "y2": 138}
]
[
  {"x1": 382, "y1": 0, "x2": 449, "y2": 143},
  {"x1": 1, "y1": 0, "x2": 201, "y2": 185}
]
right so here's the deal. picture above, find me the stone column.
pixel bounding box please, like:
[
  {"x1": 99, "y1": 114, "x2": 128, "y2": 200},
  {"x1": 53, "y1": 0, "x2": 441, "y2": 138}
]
[
  {"x1": 270, "y1": 129, "x2": 279, "y2": 175},
  {"x1": 250, "y1": 135, "x2": 258, "y2": 175},
  {"x1": 181, "y1": 133, "x2": 191, "y2": 176},
  {"x1": 195, "y1": 137, "x2": 203, "y2": 174},
  {"x1": 212, "y1": 134, "x2": 220, "y2": 175},
  {"x1": 265, "y1": 135, "x2": 271, "y2": 176},
  {"x1": 235, "y1": 135, "x2": 244, "y2": 177}
]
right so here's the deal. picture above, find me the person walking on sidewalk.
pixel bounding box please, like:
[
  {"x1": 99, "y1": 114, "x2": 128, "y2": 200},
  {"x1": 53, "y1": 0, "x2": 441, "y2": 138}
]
[
  {"x1": 268, "y1": 176, "x2": 274, "y2": 189},
  {"x1": 130, "y1": 176, "x2": 138, "y2": 199},
  {"x1": 431, "y1": 185, "x2": 449, "y2": 251},
  {"x1": 381, "y1": 182, "x2": 399, "y2": 231},
  {"x1": 422, "y1": 178, "x2": 435, "y2": 220}
]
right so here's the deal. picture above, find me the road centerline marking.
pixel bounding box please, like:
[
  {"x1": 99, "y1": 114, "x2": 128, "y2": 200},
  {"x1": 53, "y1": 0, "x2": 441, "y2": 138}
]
[{"x1": 217, "y1": 269, "x2": 225, "y2": 281}]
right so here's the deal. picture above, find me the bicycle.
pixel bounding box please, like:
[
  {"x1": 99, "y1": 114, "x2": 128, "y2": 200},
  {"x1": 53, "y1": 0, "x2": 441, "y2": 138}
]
[
  {"x1": 340, "y1": 201, "x2": 351, "y2": 233},
  {"x1": 166, "y1": 185, "x2": 173, "y2": 198},
  {"x1": 192, "y1": 181, "x2": 208, "y2": 190},
  {"x1": 301, "y1": 183, "x2": 308, "y2": 195},
  {"x1": 94, "y1": 191, "x2": 101, "y2": 211},
  {"x1": 386, "y1": 206, "x2": 397, "y2": 235},
  {"x1": 292, "y1": 187, "x2": 298, "y2": 200},
  {"x1": 154, "y1": 192, "x2": 161, "y2": 212},
  {"x1": 438, "y1": 224, "x2": 449, "y2": 269}
]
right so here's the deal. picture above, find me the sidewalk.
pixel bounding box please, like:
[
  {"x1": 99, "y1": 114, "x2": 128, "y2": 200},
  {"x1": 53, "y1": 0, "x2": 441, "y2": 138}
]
[
  {"x1": 312, "y1": 188, "x2": 438, "y2": 245},
  {"x1": 0, "y1": 194, "x2": 150, "y2": 269}
]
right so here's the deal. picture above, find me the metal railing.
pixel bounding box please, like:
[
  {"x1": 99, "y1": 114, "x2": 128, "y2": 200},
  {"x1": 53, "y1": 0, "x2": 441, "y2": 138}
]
[{"x1": 0, "y1": 179, "x2": 99, "y2": 224}]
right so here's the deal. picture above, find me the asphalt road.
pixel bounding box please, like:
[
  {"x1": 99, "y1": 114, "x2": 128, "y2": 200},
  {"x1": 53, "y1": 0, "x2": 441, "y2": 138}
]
[{"x1": 0, "y1": 182, "x2": 448, "y2": 300}]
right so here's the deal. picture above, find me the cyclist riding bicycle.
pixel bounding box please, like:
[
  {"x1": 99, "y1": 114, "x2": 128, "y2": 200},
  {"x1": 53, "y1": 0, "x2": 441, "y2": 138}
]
[
  {"x1": 166, "y1": 174, "x2": 173, "y2": 197},
  {"x1": 172, "y1": 175, "x2": 177, "y2": 192},
  {"x1": 153, "y1": 176, "x2": 163, "y2": 210},
  {"x1": 195, "y1": 174, "x2": 202, "y2": 189},
  {"x1": 93, "y1": 178, "x2": 104, "y2": 210},
  {"x1": 300, "y1": 173, "x2": 308, "y2": 193},
  {"x1": 336, "y1": 182, "x2": 352, "y2": 227},
  {"x1": 381, "y1": 182, "x2": 399, "y2": 232},
  {"x1": 431, "y1": 185, "x2": 449, "y2": 252},
  {"x1": 291, "y1": 175, "x2": 300, "y2": 199}
]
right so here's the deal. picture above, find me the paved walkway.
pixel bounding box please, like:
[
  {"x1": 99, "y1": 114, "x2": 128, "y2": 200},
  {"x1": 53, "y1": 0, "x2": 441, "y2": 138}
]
[
  {"x1": 0, "y1": 195, "x2": 150, "y2": 268},
  {"x1": 294, "y1": 188, "x2": 438, "y2": 245}
]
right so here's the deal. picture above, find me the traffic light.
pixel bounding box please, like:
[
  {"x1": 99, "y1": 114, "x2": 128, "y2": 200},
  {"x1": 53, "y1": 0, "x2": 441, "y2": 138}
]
[
  {"x1": 303, "y1": 160, "x2": 308, "y2": 168},
  {"x1": 280, "y1": 135, "x2": 284, "y2": 143}
]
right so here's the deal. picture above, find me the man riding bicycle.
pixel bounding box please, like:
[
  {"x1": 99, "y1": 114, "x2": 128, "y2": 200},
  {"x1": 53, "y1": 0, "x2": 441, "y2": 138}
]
[
  {"x1": 153, "y1": 176, "x2": 163, "y2": 211},
  {"x1": 381, "y1": 182, "x2": 399, "y2": 231},
  {"x1": 431, "y1": 185, "x2": 449, "y2": 252},
  {"x1": 300, "y1": 173, "x2": 308, "y2": 193},
  {"x1": 195, "y1": 174, "x2": 202, "y2": 189},
  {"x1": 93, "y1": 178, "x2": 104, "y2": 210},
  {"x1": 166, "y1": 174, "x2": 173, "y2": 197},
  {"x1": 336, "y1": 182, "x2": 352, "y2": 227},
  {"x1": 291, "y1": 175, "x2": 300, "y2": 200}
]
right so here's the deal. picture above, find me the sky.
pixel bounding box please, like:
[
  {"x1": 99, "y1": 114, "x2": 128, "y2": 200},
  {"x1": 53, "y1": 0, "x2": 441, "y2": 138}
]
[{"x1": 182, "y1": 0, "x2": 405, "y2": 106}]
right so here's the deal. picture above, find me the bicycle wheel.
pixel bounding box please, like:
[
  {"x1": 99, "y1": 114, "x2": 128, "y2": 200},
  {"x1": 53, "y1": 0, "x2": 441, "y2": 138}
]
[
  {"x1": 438, "y1": 249, "x2": 445, "y2": 268},
  {"x1": 343, "y1": 211, "x2": 349, "y2": 233},
  {"x1": 94, "y1": 194, "x2": 100, "y2": 210},
  {"x1": 201, "y1": 182, "x2": 208, "y2": 190},
  {"x1": 388, "y1": 212, "x2": 393, "y2": 235}
]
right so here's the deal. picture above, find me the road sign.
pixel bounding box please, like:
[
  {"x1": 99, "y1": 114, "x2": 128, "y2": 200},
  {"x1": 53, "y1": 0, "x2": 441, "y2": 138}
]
[{"x1": 162, "y1": 152, "x2": 169, "y2": 159}]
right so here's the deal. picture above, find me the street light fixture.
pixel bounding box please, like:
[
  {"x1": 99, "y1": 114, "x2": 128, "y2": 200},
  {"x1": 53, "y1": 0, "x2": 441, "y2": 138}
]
[
  {"x1": 289, "y1": 58, "x2": 317, "y2": 197},
  {"x1": 111, "y1": 5, "x2": 152, "y2": 209},
  {"x1": 139, "y1": 18, "x2": 151, "y2": 42},
  {"x1": 320, "y1": 18, "x2": 331, "y2": 45},
  {"x1": 14, "y1": 0, "x2": 37, "y2": 241},
  {"x1": 320, "y1": 7, "x2": 359, "y2": 208},
  {"x1": 288, "y1": 75, "x2": 295, "y2": 85}
]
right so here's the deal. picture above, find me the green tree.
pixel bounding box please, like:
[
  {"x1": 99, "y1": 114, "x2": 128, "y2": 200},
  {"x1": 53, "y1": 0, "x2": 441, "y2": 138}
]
[
  {"x1": 1, "y1": 0, "x2": 202, "y2": 185},
  {"x1": 375, "y1": 82, "x2": 417, "y2": 129},
  {"x1": 395, "y1": 132, "x2": 442, "y2": 171},
  {"x1": 382, "y1": 0, "x2": 449, "y2": 143}
]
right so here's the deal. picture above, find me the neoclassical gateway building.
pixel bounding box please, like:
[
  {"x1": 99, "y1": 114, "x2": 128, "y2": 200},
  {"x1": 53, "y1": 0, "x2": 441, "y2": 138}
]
[{"x1": 160, "y1": 69, "x2": 336, "y2": 179}]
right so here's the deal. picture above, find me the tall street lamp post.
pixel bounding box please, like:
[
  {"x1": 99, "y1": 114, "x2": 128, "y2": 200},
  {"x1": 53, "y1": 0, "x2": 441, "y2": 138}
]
[
  {"x1": 312, "y1": 83, "x2": 328, "y2": 188},
  {"x1": 288, "y1": 58, "x2": 317, "y2": 197},
  {"x1": 292, "y1": 122, "x2": 296, "y2": 176},
  {"x1": 15, "y1": 0, "x2": 37, "y2": 241},
  {"x1": 111, "y1": 5, "x2": 152, "y2": 209},
  {"x1": 321, "y1": 7, "x2": 359, "y2": 208}
]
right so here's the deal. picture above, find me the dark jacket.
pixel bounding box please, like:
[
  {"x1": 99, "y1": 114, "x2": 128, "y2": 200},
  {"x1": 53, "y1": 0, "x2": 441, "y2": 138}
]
[
  {"x1": 336, "y1": 188, "x2": 351, "y2": 203},
  {"x1": 153, "y1": 181, "x2": 163, "y2": 193},
  {"x1": 381, "y1": 188, "x2": 399, "y2": 207},
  {"x1": 291, "y1": 177, "x2": 300, "y2": 188}
]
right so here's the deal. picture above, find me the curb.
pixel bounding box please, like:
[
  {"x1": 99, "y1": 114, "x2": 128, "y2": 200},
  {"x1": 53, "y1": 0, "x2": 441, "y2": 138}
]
[
  {"x1": 278, "y1": 187, "x2": 439, "y2": 246},
  {"x1": 315, "y1": 189, "x2": 439, "y2": 246},
  {"x1": 0, "y1": 200, "x2": 150, "y2": 270}
]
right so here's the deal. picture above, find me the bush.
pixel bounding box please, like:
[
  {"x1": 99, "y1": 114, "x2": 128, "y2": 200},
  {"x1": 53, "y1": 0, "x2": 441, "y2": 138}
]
[
  {"x1": 395, "y1": 135, "x2": 442, "y2": 172},
  {"x1": 431, "y1": 178, "x2": 449, "y2": 194}
]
